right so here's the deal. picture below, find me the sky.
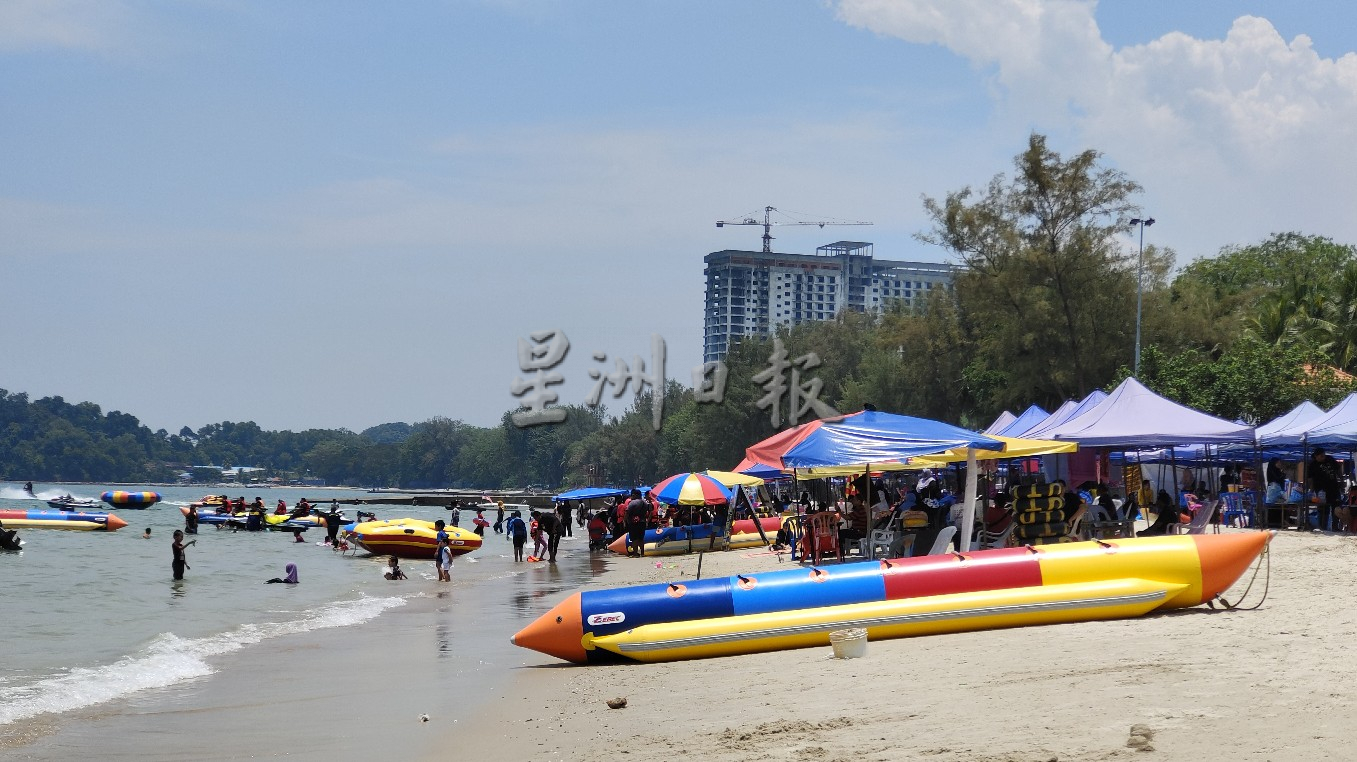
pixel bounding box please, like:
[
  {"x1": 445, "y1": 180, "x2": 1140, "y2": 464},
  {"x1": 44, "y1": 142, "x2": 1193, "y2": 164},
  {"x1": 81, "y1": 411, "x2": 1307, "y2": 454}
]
[{"x1": 5, "y1": 0, "x2": 1357, "y2": 435}]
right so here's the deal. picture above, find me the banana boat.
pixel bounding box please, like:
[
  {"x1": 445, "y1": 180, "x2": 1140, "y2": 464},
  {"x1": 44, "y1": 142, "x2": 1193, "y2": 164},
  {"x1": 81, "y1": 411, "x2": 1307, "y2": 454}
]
[
  {"x1": 513, "y1": 532, "x2": 1272, "y2": 663},
  {"x1": 0, "y1": 508, "x2": 129, "y2": 531},
  {"x1": 342, "y1": 518, "x2": 482, "y2": 559},
  {"x1": 606, "y1": 516, "x2": 783, "y2": 556}
]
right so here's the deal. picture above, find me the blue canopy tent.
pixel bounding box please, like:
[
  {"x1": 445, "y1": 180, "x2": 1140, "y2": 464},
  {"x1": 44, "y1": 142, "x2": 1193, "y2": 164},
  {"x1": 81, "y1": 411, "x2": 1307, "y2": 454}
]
[
  {"x1": 1256, "y1": 400, "x2": 1326, "y2": 443},
  {"x1": 994, "y1": 404, "x2": 1050, "y2": 438},
  {"x1": 1021, "y1": 390, "x2": 1108, "y2": 439},
  {"x1": 774, "y1": 410, "x2": 1005, "y2": 551},
  {"x1": 553, "y1": 487, "x2": 631, "y2": 502},
  {"x1": 1260, "y1": 394, "x2": 1357, "y2": 448}
]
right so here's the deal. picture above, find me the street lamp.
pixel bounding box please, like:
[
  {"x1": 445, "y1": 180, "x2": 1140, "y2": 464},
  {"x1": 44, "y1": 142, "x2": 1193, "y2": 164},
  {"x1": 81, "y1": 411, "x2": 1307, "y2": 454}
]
[{"x1": 1130, "y1": 217, "x2": 1156, "y2": 376}]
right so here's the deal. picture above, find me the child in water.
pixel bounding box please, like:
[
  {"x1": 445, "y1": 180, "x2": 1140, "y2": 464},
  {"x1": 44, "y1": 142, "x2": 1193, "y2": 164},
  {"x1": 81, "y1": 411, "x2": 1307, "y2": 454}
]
[{"x1": 384, "y1": 555, "x2": 406, "y2": 580}]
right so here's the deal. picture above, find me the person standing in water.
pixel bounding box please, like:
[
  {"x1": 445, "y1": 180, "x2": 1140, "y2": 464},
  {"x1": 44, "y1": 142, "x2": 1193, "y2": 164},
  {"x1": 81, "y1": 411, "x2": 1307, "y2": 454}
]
[
  {"x1": 185, "y1": 505, "x2": 199, "y2": 535},
  {"x1": 435, "y1": 538, "x2": 453, "y2": 582},
  {"x1": 172, "y1": 530, "x2": 195, "y2": 580},
  {"x1": 494, "y1": 500, "x2": 505, "y2": 534},
  {"x1": 506, "y1": 510, "x2": 527, "y2": 562}
]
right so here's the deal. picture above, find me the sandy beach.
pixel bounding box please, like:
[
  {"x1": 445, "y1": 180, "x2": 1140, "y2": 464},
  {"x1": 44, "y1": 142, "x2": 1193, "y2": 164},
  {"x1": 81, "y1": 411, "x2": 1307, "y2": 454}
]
[{"x1": 450, "y1": 529, "x2": 1354, "y2": 762}]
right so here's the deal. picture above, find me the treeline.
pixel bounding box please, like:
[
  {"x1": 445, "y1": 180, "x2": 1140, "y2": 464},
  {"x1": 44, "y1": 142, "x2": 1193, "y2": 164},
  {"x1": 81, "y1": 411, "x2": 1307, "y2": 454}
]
[{"x1": 6, "y1": 135, "x2": 1357, "y2": 489}]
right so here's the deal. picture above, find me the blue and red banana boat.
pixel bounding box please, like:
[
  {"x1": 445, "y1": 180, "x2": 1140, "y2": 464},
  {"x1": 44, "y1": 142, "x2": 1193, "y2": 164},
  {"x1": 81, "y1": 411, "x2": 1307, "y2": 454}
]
[
  {"x1": 0, "y1": 508, "x2": 129, "y2": 531},
  {"x1": 513, "y1": 532, "x2": 1272, "y2": 663}
]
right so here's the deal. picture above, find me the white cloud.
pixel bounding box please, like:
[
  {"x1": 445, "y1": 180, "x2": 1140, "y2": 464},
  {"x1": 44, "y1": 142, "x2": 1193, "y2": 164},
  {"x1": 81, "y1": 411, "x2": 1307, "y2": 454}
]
[
  {"x1": 0, "y1": 0, "x2": 132, "y2": 52},
  {"x1": 834, "y1": 0, "x2": 1357, "y2": 258}
]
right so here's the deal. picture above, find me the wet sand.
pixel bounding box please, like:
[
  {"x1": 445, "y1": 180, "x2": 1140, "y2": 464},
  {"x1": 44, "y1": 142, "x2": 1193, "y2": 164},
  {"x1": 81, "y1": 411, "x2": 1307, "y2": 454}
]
[{"x1": 451, "y1": 530, "x2": 1357, "y2": 762}]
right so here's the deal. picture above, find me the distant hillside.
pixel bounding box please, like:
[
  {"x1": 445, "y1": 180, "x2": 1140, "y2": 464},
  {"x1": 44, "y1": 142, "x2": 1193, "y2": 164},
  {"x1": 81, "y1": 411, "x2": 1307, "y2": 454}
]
[{"x1": 360, "y1": 422, "x2": 413, "y2": 444}]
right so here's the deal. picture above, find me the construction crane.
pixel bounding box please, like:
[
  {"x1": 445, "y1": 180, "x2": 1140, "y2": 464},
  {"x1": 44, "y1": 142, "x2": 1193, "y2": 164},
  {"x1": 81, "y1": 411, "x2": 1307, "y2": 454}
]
[{"x1": 715, "y1": 206, "x2": 873, "y2": 253}]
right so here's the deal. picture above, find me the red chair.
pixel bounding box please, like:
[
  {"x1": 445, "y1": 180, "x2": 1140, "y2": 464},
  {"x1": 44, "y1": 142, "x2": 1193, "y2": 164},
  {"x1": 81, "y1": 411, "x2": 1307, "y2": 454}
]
[{"x1": 800, "y1": 511, "x2": 842, "y2": 564}]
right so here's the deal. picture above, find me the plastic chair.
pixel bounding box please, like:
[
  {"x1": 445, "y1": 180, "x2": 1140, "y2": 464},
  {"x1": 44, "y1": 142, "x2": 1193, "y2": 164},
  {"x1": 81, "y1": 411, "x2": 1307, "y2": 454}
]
[
  {"x1": 1220, "y1": 493, "x2": 1249, "y2": 528},
  {"x1": 926, "y1": 526, "x2": 957, "y2": 555},
  {"x1": 1171, "y1": 500, "x2": 1218, "y2": 535},
  {"x1": 859, "y1": 529, "x2": 897, "y2": 559},
  {"x1": 801, "y1": 512, "x2": 842, "y2": 564}
]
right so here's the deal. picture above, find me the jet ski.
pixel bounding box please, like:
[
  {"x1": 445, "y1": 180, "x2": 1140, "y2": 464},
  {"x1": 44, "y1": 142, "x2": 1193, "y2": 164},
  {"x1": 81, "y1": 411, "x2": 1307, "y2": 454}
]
[{"x1": 47, "y1": 495, "x2": 102, "y2": 511}]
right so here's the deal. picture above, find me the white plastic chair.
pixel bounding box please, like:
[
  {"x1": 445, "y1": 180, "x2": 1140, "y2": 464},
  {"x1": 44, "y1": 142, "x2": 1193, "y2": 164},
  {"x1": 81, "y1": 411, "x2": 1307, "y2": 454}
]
[
  {"x1": 927, "y1": 526, "x2": 957, "y2": 555},
  {"x1": 859, "y1": 529, "x2": 898, "y2": 559}
]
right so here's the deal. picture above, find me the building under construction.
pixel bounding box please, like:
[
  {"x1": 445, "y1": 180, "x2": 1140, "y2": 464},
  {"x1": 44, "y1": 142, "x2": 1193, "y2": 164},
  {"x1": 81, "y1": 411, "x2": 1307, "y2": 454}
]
[{"x1": 702, "y1": 241, "x2": 956, "y2": 363}]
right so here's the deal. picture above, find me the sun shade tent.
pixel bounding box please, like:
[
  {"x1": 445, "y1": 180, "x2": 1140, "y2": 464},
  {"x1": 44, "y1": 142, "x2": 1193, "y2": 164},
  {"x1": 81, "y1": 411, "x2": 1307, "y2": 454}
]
[
  {"x1": 1020, "y1": 390, "x2": 1108, "y2": 440},
  {"x1": 909, "y1": 435, "x2": 1077, "y2": 466},
  {"x1": 1260, "y1": 393, "x2": 1357, "y2": 448},
  {"x1": 1255, "y1": 400, "x2": 1326, "y2": 442},
  {"x1": 1042, "y1": 378, "x2": 1256, "y2": 448},
  {"x1": 984, "y1": 410, "x2": 1017, "y2": 435},
  {"x1": 993, "y1": 405, "x2": 1049, "y2": 438},
  {"x1": 553, "y1": 487, "x2": 633, "y2": 502},
  {"x1": 747, "y1": 409, "x2": 1004, "y2": 551},
  {"x1": 732, "y1": 458, "x2": 790, "y2": 480},
  {"x1": 702, "y1": 470, "x2": 765, "y2": 488}
]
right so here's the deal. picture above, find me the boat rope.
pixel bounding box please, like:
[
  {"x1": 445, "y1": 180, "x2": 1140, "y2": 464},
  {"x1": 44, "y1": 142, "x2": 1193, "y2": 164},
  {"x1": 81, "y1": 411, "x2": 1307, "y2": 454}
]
[{"x1": 1211, "y1": 541, "x2": 1270, "y2": 611}]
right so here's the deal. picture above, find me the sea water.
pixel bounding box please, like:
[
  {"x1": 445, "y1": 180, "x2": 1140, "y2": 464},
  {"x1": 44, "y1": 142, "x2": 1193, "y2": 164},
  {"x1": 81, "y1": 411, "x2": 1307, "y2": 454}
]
[{"x1": 0, "y1": 482, "x2": 603, "y2": 756}]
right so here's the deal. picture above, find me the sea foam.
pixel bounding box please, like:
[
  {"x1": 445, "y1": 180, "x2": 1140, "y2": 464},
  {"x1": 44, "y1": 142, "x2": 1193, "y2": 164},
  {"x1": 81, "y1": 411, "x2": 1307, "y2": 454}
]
[{"x1": 0, "y1": 595, "x2": 404, "y2": 725}]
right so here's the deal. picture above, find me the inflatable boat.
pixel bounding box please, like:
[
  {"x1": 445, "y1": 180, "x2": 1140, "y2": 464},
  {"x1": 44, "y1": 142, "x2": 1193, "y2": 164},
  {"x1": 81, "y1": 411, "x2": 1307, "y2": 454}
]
[
  {"x1": 607, "y1": 516, "x2": 782, "y2": 556},
  {"x1": 513, "y1": 532, "x2": 1272, "y2": 664},
  {"x1": 101, "y1": 491, "x2": 161, "y2": 509},
  {"x1": 342, "y1": 518, "x2": 482, "y2": 559},
  {"x1": 0, "y1": 508, "x2": 129, "y2": 532}
]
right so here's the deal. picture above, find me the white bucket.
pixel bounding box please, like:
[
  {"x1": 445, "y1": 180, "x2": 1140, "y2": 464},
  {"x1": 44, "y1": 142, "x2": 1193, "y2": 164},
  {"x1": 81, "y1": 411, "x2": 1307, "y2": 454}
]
[{"x1": 828, "y1": 627, "x2": 867, "y2": 659}]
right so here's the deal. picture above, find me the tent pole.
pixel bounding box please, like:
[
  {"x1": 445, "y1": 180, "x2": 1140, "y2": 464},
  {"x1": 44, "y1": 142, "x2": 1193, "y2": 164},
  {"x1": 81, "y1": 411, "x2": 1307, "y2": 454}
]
[{"x1": 960, "y1": 448, "x2": 978, "y2": 552}]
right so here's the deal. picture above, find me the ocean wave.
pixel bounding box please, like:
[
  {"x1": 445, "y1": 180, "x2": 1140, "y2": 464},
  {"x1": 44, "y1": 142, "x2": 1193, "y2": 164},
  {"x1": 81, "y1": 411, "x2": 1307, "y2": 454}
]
[
  {"x1": 0, "y1": 486, "x2": 89, "y2": 502},
  {"x1": 0, "y1": 595, "x2": 405, "y2": 726}
]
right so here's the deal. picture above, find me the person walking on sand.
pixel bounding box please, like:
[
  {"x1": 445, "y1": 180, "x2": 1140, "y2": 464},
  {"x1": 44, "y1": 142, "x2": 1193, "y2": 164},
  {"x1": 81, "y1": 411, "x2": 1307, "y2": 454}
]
[
  {"x1": 506, "y1": 510, "x2": 527, "y2": 562},
  {"x1": 172, "y1": 529, "x2": 195, "y2": 580}
]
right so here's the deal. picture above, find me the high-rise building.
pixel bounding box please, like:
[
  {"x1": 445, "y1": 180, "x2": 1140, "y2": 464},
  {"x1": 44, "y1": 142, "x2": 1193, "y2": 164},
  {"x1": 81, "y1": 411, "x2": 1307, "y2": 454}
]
[{"x1": 703, "y1": 241, "x2": 956, "y2": 362}]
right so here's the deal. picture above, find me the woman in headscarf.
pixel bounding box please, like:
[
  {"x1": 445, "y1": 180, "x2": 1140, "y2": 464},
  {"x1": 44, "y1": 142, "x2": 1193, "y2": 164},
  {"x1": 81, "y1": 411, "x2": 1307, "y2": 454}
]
[{"x1": 266, "y1": 563, "x2": 299, "y2": 584}]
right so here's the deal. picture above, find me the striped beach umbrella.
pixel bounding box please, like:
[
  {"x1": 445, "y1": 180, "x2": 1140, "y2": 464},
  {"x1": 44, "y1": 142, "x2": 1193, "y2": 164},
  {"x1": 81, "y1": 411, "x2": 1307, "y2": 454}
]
[{"x1": 650, "y1": 472, "x2": 734, "y2": 506}]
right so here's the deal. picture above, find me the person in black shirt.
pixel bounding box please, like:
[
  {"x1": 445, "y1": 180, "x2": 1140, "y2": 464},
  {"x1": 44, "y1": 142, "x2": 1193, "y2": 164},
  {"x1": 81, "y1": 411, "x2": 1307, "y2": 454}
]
[
  {"x1": 625, "y1": 489, "x2": 649, "y2": 557},
  {"x1": 1309, "y1": 448, "x2": 1342, "y2": 531}
]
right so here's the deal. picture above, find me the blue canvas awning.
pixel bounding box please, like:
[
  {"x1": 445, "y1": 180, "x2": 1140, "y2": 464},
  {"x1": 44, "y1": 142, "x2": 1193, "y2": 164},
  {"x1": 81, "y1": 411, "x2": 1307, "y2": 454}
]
[
  {"x1": 994, "y1": 404, "x2": 1049, "y2": 438},
  {"x1": 1259, "y1": 395, "x2": 1357, "y2": 447},
  {"x1": 779, "y1": 410, "x2": 1003, "y2": 469},
  {"x1": 1020, "y1": 390, "x2": 1107, "y2": 439},
  {"x1": 553, "y1": 487, "x2": 631, "y2": 502}
]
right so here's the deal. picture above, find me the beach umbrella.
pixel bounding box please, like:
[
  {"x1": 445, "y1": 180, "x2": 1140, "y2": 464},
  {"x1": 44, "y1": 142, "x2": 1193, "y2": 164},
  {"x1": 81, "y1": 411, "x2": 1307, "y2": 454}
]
[
  {"x1": 651, "y1": 472, "x2": 734, "y2": 506},
  {"x1": 703, "y1": 470, "x2": 765, "y2": 488}
]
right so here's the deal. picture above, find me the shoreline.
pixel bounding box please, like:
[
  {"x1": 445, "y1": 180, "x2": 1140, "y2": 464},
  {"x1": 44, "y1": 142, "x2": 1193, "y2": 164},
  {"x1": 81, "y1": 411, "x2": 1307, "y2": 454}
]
[{"x1": 447, "y1": 530, "x2": 1357, "y2": 762}]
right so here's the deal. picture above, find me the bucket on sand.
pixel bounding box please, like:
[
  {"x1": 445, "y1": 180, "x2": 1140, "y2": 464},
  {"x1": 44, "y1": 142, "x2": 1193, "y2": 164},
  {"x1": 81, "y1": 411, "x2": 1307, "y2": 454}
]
[{"x1": 829, "y1": 628, "x2": 867, "y2": 659}]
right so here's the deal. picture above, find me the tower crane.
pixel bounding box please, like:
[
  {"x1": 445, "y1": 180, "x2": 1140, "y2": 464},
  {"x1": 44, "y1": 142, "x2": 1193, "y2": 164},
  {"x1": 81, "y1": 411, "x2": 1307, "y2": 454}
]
[{"x1": 715, "y1": 206, "x2": 873, "y2": 253}]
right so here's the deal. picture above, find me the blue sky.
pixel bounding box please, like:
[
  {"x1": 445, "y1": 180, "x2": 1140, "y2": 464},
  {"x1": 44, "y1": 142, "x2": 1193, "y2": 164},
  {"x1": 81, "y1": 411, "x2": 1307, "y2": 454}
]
[{"x1": 5, "y1": 1, "x2": 1357, "y2": 434}]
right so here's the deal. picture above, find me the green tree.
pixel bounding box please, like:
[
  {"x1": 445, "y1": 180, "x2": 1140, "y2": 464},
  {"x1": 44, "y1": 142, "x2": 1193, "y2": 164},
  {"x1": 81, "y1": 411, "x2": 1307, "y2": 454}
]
[{"x1": 920, "y1": 133, "x2": 1146, "y2": 415}]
